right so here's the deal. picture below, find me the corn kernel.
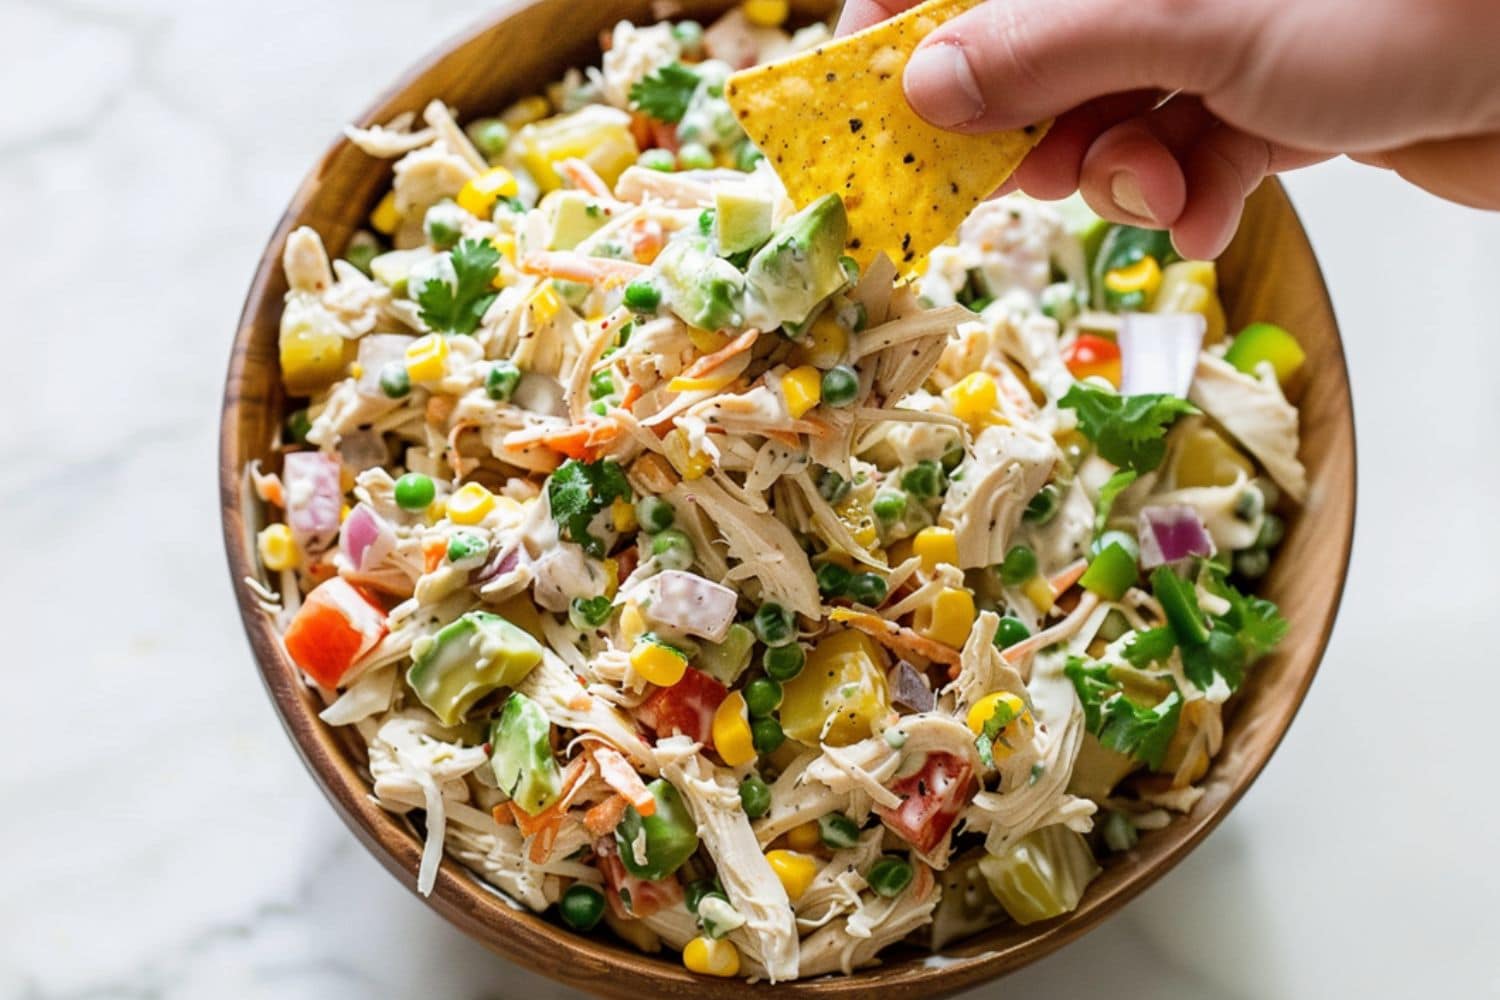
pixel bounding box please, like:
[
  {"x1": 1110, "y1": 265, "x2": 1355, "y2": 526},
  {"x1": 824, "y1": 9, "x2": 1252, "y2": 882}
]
[
  {"x1": 914, "y1": 587, "x2": 976, "y2": 648},
  {"x1": 712, "y1": 692, "x2": 757, "y2": 767},
  {"x1": 279, "y1": 319, "x2": 352, "y2": 395},
  {"x1": 683, "y1": 936, "x2": 741, "y2": 978},
  {"x1": 1104, "y1": 256, "x2": 1163, "y2": 297},
  {"x1": 668, "y1": 370, "x2": 740, "y2": 394},
  {"x1": 664, "y1": 428, "x2": 712, "y2": 481},
  {"x1": 602, "y1": 557, "x2": 620, "y2": 599},
  {"x1": 457, "y1": 166, "x2": 520, "y2": 218},
  {"x1": 765, "y1": 850, "x2": 819, "y2": 902},
  {"x1": 781, "y1": 365, "x2": 822, "y2": 419},
  {"x1": 447, "y1": 483, "x2": 496, "y2": 525},
  {"x1": 800, "y1": 314, "x2": 849, "y2": 369},
  {"x1": 1022, "y1": 574, "x2": 1055, "y2": 615},
  {"x1": 611, "y1": 497, "x2": 637, "y2": 534},
  {"x1": 912, "y1": 526, "x2": 959, "y2": 572},
  {"x1": 786, "y1": 821, "x2": 822, "y2": 852},
  {"x1": 529, "y1": 283, "x2": 563, "y2": 324},
  {"x1": 687, "y1": 327, "x2": 731, "y2": 354},
  {"x1": 742, "y1": 0, "x2": 790, "y2": 28},
  {"x1": 945, "y1": 371, "x2": 999, "y2": 426},
  {"x1": 340, "y1": 504, "x2": 351, "y2": 523},
  {"x1": 369, "y1": 190, "x2": 400, "y2": 235},
  {"x1": 632, "y1": 638, "x2": 689, "y2": 687},
  {"x1": 620, "y1": 602, "x2": 647, "y2": 645},
  {"x1": 404, "y1": 334, "x2": 449, "y2": 383},
  {"x1": 257, "y1": 523, "x2": 300, "y2": 572},
  {"x1": 966, "y1": 691, "x2": 1035, "y2": 761},
  {"x1": 500, "y1": 94, "x2": 551, "y2": 128}
]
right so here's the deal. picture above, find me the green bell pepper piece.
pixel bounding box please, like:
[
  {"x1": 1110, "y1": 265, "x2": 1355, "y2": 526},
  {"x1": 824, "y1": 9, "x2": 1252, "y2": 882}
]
[
  {"x1": 1149, "y1": 566, "x2": 1211, "y2": 647},
  {"x1": 695, "y1": 622, "x2": 754, "y2": 685},
  {"x1": 407, "y1": 611, "x2": 544, "y2": 725},
  {"x1": 614, "y1": 779, "x2": 700, "y2": 881},
  {"x1": 1091, "y1": 224, "x2": 1178, "y2": 311},
  {"x1": 489, "y1": 692, "x2": 562, "y2": 816},
  {"x1": 1079, "y1": 541, "x2": 1139, "y2": 601},
  {"x1": 1224, "y1": 321, "x2": 1306, "y2": 382}
]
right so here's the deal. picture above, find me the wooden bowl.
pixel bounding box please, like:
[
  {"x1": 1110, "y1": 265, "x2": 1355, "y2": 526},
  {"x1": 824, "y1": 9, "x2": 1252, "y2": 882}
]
[{"x1": 219, "y1": 1, "x2": 1356, "y2": 995}]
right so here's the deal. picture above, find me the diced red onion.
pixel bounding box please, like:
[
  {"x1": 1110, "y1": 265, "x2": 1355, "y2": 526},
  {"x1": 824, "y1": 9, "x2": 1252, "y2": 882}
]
[
  {"x1": 337, "y1": 429, "x2": 388, "y2": 474},
  {"x1": 640, "y1": 570, "x2": 738, "y2": 642},
  {"x1": 355, "y1": 334, "x2": 414, "y2": 398},
  {"x1": 888, "y1": 660, "x2": 934, "y2": 713},
  {"x1": 340, "y1": 502, "x2": 396, "y2": 572},
  {"x1": 472, "y1": 544, "x2": 521, "y2": 587},
  {"x1": 1119, "y1": 312, "x2": 1205, "y2": 397},
  {"x1": 1137, "y1": 504, "x2": 1217, "y2": 569},
  {"x1": 283, "y1": 451, "x2": 343, "y2": 554}
]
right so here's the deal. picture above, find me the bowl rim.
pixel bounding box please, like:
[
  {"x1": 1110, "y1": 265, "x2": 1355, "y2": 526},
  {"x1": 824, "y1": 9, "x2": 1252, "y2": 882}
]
[{"x1": 219, "y1": 3, "x2": 1357, "y2": 995}]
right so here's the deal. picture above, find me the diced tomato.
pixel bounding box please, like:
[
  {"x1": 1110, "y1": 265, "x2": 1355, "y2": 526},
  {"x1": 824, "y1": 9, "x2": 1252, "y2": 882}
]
[
  {"x1": 1063, "y1": 334, "x2": 1122, "y2": 387},
  {"x1": 282, "y1": 577, "x2": 387, "y2": 688},
  {"x1": 596, "y1": 836, "x2": 684, "y2": 918},
  {"x1": 634, "y1": 667, "x2": 728, "y2": 749},
  {"x1": 875, "y1": 751, "x2": 977, "y2": 855}
]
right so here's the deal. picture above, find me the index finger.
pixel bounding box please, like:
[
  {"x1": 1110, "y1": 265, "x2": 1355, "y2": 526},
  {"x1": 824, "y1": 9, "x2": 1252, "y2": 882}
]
[{"x1": 835, "y1": 0, "x2": 926, "y2": 35}]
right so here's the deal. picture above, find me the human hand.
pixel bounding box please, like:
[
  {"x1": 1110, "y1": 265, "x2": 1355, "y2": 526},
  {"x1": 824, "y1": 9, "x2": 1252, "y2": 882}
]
[{"x1": 839, "y1": 0, "x2": 1500, "y2": 258}]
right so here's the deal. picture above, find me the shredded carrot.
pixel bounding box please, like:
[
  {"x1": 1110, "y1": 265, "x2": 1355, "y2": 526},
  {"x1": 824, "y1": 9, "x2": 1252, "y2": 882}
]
[
  {"x1": 568, "y1": 692, "x2": 594, "y2": 712},
  {"x1": 491, "y1": 803, "x2": 515, "y2": 826},
  {"x1": 520, "y1": 251, "x2": 649, "y2": 284},
  {"x1": 252, "y1": 470, "x2": 285, "y2": 507},
  {"x1": 422, "y1": 538, "x2": 447, "y2": 573},
  {"x1": 680, "y1": 329, "x2": 758, "y2": 380},
  {"x1": 648, "y1": 119, "x2": 680, "y2": 154},
  {"x1": 592, "y1": 746, "x2": 655, "y2": 817},
  {"x1": 556, "y1": 157, "x2": 612, "y2": 198},
  {"x1": 764, "y1": 429, "x2": 803, "y2": 449},
  {"x1": 503, "y1": 418, "x2": 622, "y2": 461},
  {"x1": 1049, "y1": 558, "x2": 1089, "y2": 595},
  {"x1": 446, "y1": 420, "x2": 480, "y2": 478},
  {"x1": 584, "y1": 794, "x2": 631, "y2": 837},
  {"x1": 626, "y1": 218, "x2": 665, "y2": 264},
  {"x1": 828, "y1": 608, "x2": 963, "y2": 667},
  {"x1": 628, "y1": 113, "x2": 653, "y2": 149},
  {"x1": 619, "y1": 382, "x2": 644, "y2": 411},
  {"x1": 528, "y1": 822, "x2": 561, "y2": 864}
]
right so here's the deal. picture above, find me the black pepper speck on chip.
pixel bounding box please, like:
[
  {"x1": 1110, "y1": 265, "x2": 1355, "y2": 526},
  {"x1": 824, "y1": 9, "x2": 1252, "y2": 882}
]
[{"x1": 849, "y1": 119, "x2": 864, "y2": 133}]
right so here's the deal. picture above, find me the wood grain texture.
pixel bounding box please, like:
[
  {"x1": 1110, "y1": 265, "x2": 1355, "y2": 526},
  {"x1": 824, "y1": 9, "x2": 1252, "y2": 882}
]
[{"x1": 218, "y1": 2, "x2": 1356, "y2": 995}]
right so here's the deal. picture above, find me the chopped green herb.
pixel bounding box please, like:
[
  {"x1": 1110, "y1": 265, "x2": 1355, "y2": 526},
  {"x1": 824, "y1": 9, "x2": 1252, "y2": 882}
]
[
  {"x1": 1093, "y1": 469, "x2": 1138, "y2": 538},
  {"x1": 629, "y1": 62, "x2": 700, "y2": 123},
  {"x1": 417, "y1": 238, "x2": 500, "y2": 334},
  {"x1": 546, "y1": 458, "x2": 631, "y2": 557},
  {"x1": 1064, "y1": 656, "x2": 1181, "y2": 769},
  {"x1": 1058, "y1": 384, "x2": 1198, "y2": 474}
]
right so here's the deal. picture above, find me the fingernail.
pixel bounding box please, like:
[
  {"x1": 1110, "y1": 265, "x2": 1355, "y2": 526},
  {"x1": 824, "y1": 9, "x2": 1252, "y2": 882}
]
[
  {"x1": 1109, "y1": 171, "x2": 1156, "y2": 224},
  {"x1": 905, "y1": 43, "x2": 985, "y2": 127}
]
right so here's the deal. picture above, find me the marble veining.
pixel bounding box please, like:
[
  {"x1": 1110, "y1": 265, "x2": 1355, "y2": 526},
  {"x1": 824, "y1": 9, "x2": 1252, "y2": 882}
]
[{"x1": 2, "y1": 1, "x2": 1498, "y2": 997}]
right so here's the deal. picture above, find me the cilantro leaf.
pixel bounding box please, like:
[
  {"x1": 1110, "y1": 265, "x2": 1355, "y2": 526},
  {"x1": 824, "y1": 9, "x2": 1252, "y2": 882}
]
[
  {"x1": 1059, "y1": 384, "x2": 1198, "y2": 474},
  {"x1": 1064, "y1": 656, "x2": 1182, "y2": 769},
  {"x1": 629, "y1": 62, "x2": 700, "y2": 124},
  {"x1": 1093, "y1": 469, "x2": 1138, "y2": 539},
  {"x1": 546, "y1": 458, "x2": 632, "y2": 557},
  {"x1": 418, "y1": 238, "x2": 500, "y2": 334},
  {"x1": 1121, "y1": 627, "x2": 1176, "y2": 669},
  {"x1": 973, "y1": 696, "x2": 1022, "y2": 769},
  {"x1": 1206, "y1": 567, "x2": 1290, "y2": 661}
]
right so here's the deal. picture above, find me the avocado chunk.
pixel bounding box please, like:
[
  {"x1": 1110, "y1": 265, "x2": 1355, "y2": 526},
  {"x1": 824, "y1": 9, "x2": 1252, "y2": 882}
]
[
  {"x1": 406, "y1": 611, "x2": 544, "y2": 726},
  {"x1": 545, "y1": 189, "x2": 609, "y2": 250},
  {"x1": 654, "y1": 236, "x2": 746, "y2": 331},
  {"x1": 614, "y1": 779, "x2": 700, "y2": 881},
  {"x1": 744, "y1": 193, "x2": 850, "y2": 329},
  {"x1": 714, "y1": 185, "x2": 774, "y2": 255},
  {"x1": 488, "y1": 691, "x2": 562, "y2": 816}
]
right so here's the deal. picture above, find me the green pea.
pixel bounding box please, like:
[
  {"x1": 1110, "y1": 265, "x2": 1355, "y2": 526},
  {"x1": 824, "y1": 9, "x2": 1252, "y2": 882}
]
[
  {"x1": 378, "y1": 362, "x2": 411, "y2": 399},
  {"x1": 589, "y1": 369, "x2": 616, "y2": 400},
  {"x1": 569, "y1": 595, "x2": 614, "y2": 630},
  {"x1": 763, "y1": 643, "x2": 805, "y2": 682},
  {"x1": 993, "y1": 616, "x2": 1031, "y2": 649},
  {"x1": 344, "y1": 232, "x2": 381, "y2": 276},
  {"x1": 446, "y1": 532, "x2": 488, "y2": 562},
  {"x1": 394, "y1": 473, "x2": 435, "y2": 511},
  {"x1": 589, "y1": 400, "x2": 609, "y2": 416},
  {"x1": 939, "y1": 438, "x2": 965, "y2": 471},
  {"x1": 1235, "y1": 548, "x2": 1270, "y2": 579},
  {"x1": 650, "y1": 529, "x2": 695, "y2": 571},
  {"x1": 872, "y1": 490, "x2": 907, "y2": 525},
  {"x1": 751, "y1": 716, "x2": 785, "y2": 754},
  {"x1": 867, "y1": 856, "x2": 914, "y2": 898},
  {"x1": 639, "y1": 148, "x2": 676, "y2": 172},
  {"x1": 744, "y1": 677, "x2": 783, "y2": 718},
  {"x1": 821, "y1": 365, "x2": 860, "y2": 408},
  {"x1": 739, "y1": 775, "x2": 771, "y2": 818},
  {"x1": 466, "y1": 118, "x2": 512, "y2": 160},
  {"x1": 558, "y1": 883, "x2": 605, "y2": 932},
  {"x1": 999, "y1": 544, "x2": 1038, "y2": 586},
  {"x1": 901, "y1": 460, "x2": 945, "y2": 499},
  {"x1": 1023, "y1": 483, "x2": 1061, "y2": 525},
  {"x1": 677, "y1": 142, "x2": 714, "y2": 171},
  {"x1": 847, "y1": 572, "x2": 888, "y2": 607},
  {"x1": 623, "y1": 279, "x2": 661, "y2": 312},
  {"x1": 635, "y1": 496, "x2": 675, "y2": 533},
  {"x1": 817, "y1": 468, "x2": 851, "y2": 503},
  {"x1": 752, "y1": 602, "x2": 796, "y2": 647},
  {"x1": 1039, "y1": 281, "x2": 1081, "y2": 323},
  {"x1": 818, "y1": 812, "x2": 860, "y2": 850},
  {"x1": 734, "y1": 140, "x2": 764, "y2": 172},
  {"x1": 485, "y1": 360, "x2": 521, "y2": 402},
  {"x1": 1256, "y1": 513, "x2": 1285, "y2": 549},
  {"x1": 816, "y1": 561, "x2": 853, "y2": 596},
  {"x1": 673, "y1": 19, "x2": 705, "y2": 54},
  {"x1": 284, "y1": 408, "x2": 312, "y2": 445}
]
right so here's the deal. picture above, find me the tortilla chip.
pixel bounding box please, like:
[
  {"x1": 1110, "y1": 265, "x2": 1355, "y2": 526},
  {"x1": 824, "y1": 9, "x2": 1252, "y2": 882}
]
[{"x1": 725, "y1": 0, "x2": 1048, "y2": 270}]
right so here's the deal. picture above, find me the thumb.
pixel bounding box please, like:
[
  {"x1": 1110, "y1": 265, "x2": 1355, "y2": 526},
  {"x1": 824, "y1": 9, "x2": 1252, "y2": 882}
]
[{"x1": 904, "y1": 0, "x2": 1259, "y2": 132}]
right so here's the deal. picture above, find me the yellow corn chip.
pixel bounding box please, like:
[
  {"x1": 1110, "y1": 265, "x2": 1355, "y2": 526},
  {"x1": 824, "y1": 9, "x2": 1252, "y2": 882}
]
[{"x1": 725, "y1": 0, "x2": 1048, "y2": 269}]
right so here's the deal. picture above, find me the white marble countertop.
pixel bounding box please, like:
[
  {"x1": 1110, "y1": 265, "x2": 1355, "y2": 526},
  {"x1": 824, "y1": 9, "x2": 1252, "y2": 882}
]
[{"x1": 3, "y1": 2, "x2": 1498, "y2": 997}]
